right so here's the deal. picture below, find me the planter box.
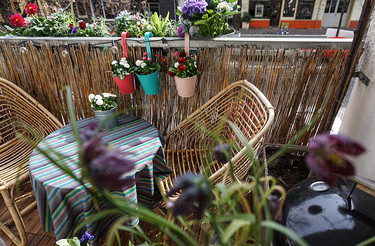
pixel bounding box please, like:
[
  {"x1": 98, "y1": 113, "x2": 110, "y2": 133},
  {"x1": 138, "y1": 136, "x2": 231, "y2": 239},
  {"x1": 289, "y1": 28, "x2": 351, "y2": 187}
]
[{"x1": 262, "y1": 144, "x2": 310, "y2": 191}]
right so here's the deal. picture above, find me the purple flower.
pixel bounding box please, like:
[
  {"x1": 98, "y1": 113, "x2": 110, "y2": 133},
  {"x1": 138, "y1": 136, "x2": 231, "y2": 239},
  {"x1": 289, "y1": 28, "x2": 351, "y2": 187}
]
[
  {"x1": 80, "y1": 122, "x2": 99, "y2": 142},
  {"x1": 177, "y1": 26, "x2": 184, "y2": 38},
  {"x1": 181, "y1": 0, "x2": 208, "y2": 19},
  {"x1": 212, "y1": 144, "x2": 231, "y2": 164},
  {"x1": 80, "y1": 231, "x2": 94, "y2": 242},
  {"x1": 166, "y1": 173, "x2": 211, "y2": 219},
  {"x1": 306, "y1": 133, "x2": 365, "y2": 185},
  {"x1": 81, "y1": 126, "x2": 135, "y2": 191},
  {"x1": 68, "y1": 26, "x2": 77, "y2": 34},
  {"x1": 268, "y1": 194, "x2": 282, "y2": 221}
]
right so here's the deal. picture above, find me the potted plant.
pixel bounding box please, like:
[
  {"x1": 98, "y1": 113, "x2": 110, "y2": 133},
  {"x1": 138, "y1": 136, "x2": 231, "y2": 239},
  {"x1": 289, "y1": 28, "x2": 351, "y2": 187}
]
[
  {"x1": 89, "y1": 93, "x2": 119, "y2": 129},
  {"x1": 109, "y1": 57, "x2": 136, "y2": 94},
  {"x1": 135, "y1": 52, "x2": 165, "y2": 95},
  {"x1": 177, "y1": 0, "x2": 241, "y2": 38},
  {"x1": 168, "y1": 51, "x2": 200, "y2": 97}
]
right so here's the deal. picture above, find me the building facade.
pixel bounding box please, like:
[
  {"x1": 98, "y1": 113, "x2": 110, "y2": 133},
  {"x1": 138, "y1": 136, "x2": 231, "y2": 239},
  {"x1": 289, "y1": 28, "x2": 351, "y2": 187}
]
[{"x1": 241, "y1": 0, "x2": 364, "y2": 29}]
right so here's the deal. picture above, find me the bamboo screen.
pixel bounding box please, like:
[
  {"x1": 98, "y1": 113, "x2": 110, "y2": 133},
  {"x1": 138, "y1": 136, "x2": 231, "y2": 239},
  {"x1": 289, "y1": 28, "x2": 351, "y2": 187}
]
[{"x1": 0, "y1": 42, "x2": 347, "y2": 144}]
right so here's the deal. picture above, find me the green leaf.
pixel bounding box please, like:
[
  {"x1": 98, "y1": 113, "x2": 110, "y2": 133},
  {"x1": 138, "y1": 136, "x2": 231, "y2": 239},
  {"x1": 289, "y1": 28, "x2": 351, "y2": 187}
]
[
  {"x1": 222, "y1": 219, "x2": 251, "y2": 243},
  {"x1": 261, "y1": 221, "x2": 308, "y2": 246},
  {"x1": 0, "y1": 30, "x2": 6, "y2": 36},
  {"x1": 4, "y1": 25, "x2": 14, "y2": 32}
]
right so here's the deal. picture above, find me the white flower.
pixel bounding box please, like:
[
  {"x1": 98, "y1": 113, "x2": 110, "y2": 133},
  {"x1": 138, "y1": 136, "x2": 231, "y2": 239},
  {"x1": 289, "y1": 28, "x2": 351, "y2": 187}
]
[
  {"x1": 88, "y1": 94, "x2": 95, "y2": 101},
  {"x1": 111, "y1": 60, "x2": 117, "y2": 65},
  {"x1": 217, "y1": 1, "x2": 231, "y2": 11},
  {"x1": 137, "y1": 21, "x2": 141, "y2": 25},
  {"x1": 141, "y1": 62, "x2": 147, "y2": 68},
  {"x1": 111, "y1": 94, "x2": 117, "y2": 97},
  {"x1": 146, "y1": 25, "x2": 152, "y2": 30},
  {"x1": 125, "y1": 64, "x2": 130, "y2": 68},
  {"x1": 120, "y1": 57, "x2": 127, "y2": 63},
  {"x1": 102, "y1": 92, "x2": 110, "y2": 98},
  {"x1": 174, "y1": 62, "x2": 179, "y2": 68},
  {"x1": 95, "y1": 95, "x2": 102, "y2": 100},
  {"x1": 96, "y1": 99, "x2": 104, "y2": 106},
  {"x1": 120, "y1": 61, "x2": 126, "y2": 67},
  {"x1": 135, "y1": 60, "x2": 142, "y2": 66},
  {"x1": 141, "y1": 19, "x2": 147, "y2": 24}
]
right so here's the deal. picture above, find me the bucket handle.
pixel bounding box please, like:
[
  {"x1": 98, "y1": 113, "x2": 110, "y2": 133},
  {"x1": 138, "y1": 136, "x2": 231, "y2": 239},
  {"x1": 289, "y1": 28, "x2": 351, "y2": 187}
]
[
  {"x1": 145, "y1": 32, "x2": 153, "y2": 60},
  {"x1": 185, "y1": 33, "x2": 190, "y2": 57},
  {"x1": 121, "y1": 32, "x2": 129, "y2": 58}
]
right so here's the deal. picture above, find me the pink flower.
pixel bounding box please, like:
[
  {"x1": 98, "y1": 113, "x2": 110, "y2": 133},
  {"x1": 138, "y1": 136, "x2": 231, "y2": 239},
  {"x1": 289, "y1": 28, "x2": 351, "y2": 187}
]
[
  {"x1": 25, "y1": 2, "x2": 38, "y2": 15},
  {"x1": 10, "y1": 14, "x2": 24, "y2": 27},
  {"x1": 147, "y1": 58, "x2": 151, "y2": 61},
  {"x1": 24, "y1": 20, "x2": 30, "y2": 27},
  {"x1": 142, "y1": 57, "x2": 147, "y2": 61},
  {"x1": 162, "y1": 57, "x2": 166, "y2": 63},
  {"x1": 143, "y1": 52, "x2": 148, "y2": 57},
  {"x1": 174, "y1": 51, "x2": 178, "y2": 58}
]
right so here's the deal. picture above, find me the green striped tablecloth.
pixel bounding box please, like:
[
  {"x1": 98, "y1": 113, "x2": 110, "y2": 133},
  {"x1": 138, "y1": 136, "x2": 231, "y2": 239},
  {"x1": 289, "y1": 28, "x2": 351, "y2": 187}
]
[{"x1": 29, "y1": 115, "x2": 172, "y2": 242}]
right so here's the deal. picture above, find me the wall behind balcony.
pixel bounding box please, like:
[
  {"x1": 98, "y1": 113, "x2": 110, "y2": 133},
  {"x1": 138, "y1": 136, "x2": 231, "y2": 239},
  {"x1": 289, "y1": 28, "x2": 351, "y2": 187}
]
[{"x1": 0, "y1": 40, "x2": 348, "y2": 144}]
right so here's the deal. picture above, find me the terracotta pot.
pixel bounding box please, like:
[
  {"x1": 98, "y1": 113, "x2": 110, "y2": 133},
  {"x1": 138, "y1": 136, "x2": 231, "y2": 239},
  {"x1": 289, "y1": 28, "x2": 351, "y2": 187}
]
[
  {"x1": 174, "y1": 75, "x2": 197, "y2": 97},
  {"x1": 113, "y1": 73, "x2": 135, "y2": 94}
]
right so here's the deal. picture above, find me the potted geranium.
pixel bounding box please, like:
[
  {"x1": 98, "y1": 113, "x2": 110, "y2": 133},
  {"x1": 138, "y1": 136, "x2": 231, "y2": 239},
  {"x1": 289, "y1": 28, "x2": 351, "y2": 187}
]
[
  {"x1": 178, "y1": 0, "x2": 241, "y2": 38},
  {"x1": 109, "y1": 57, "x2": 136, "y2": 94},
  {"x1": 168, "y1": 51, "x2": 200, "y2": 97},
  {"x1": 135, "y1": 52, "x2": 165, "y2": 95},
  {"x1": 89, "y1": 93, "x2": 119, "y2": 129}
]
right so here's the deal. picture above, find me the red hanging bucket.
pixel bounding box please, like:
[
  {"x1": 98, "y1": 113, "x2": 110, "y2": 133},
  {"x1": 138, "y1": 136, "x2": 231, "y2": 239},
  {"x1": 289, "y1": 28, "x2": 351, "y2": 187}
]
[
  {"x1": 113, "y1": 32, "x2": 135, "y2": 94},
  {"x1": 113, "y1": 73, "x2": 135, "y2": 94}
]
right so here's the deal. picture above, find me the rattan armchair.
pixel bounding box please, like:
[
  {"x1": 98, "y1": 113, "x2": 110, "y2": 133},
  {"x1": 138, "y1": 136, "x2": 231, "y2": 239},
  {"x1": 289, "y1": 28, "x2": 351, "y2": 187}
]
[
  {"x1": 0, "y1": 77, "x2": 63, "y2": 246},
  {"x1": 159, "y1": 80, "x2": 274, "y2": 199}
]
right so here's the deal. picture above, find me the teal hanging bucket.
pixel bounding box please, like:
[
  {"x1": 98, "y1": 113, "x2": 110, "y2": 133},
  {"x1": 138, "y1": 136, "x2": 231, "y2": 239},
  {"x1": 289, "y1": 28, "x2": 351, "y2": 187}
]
[{"x1": 136, "y1": 71, "x2": 160, "y2": 95}]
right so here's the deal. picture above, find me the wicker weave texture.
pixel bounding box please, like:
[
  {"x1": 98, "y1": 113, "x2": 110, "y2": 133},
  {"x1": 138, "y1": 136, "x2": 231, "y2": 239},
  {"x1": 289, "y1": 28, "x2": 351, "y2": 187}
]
[
  {"x1": 0, "y1": 77, "x2": 62, "y2": 246},
  {"x1": 159, "y1": 80, "x2": 274, "y2": 196}
]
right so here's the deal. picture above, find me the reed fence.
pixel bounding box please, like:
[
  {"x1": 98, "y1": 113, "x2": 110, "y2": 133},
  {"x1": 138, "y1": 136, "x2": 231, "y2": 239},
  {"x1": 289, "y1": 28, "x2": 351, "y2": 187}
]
[{"x1": 0, "y1": 40, "x2": 347, "y2": 144}]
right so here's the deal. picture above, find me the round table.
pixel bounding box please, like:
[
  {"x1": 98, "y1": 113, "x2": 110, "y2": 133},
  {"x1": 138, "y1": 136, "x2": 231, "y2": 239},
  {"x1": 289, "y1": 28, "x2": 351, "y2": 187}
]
[{"x1": 29, "y1": 115, "x2": 172, "y2": 242}]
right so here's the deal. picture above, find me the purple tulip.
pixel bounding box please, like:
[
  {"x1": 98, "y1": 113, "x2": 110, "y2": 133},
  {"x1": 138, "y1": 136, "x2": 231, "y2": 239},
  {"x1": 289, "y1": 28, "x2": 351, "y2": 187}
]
[
  {"x1": 81, "y1": 125, "x2": 135, "y2": 191},
  {"x1": 212, "y1": 144, "x2": 231, "y2": 164},
  {"x1": 166, "y1": 173, "x2": 211, "y2": 219},
  {"x1": 306, "y1": 133, "x2": 365, "y2": 185}
]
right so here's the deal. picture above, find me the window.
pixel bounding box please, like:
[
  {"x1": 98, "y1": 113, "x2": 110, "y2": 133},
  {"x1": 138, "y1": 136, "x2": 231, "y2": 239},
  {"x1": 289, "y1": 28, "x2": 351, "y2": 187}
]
[
  {"x1": 249, "y1": 0, "x2": 270, "y2": 19},
  {"x1": 283, "y1": 0, "x2": 296, "y2": 17},
  {"x1": 148, "y1": 2, "x2": 160, "y2": 15},
  {"x1": 296, "y1": 0, "x2": 315, "y2": 19}
]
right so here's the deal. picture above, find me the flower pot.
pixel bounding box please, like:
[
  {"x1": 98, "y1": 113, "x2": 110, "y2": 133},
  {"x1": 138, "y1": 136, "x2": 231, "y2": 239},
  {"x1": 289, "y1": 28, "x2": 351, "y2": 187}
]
[
  {"x1": 174, "y1": 75, "x2": 197, "y2": 97},
  {"x1": 136, "y1": 71, "x2": 160, "y2": 95},
  {"x1": 93, "y1": 106, "x2": 118, "y2": 130},
  {"x1": 113, "y1": 73, "x2": 135, "y2": 94}
]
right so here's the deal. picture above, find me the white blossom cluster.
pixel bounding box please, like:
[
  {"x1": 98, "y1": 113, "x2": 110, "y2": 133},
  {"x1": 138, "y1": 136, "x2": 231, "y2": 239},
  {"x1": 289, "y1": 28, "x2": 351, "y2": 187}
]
[{"x1": 89, "y1": 93, "x2": 117, "y2": 106}]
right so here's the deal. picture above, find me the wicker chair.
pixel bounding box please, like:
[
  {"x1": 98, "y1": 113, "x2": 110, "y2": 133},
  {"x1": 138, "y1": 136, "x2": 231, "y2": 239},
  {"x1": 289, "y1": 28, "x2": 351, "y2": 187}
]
[
  {"x1": 159, "y1": 80, "x2": 275, "y2": 199},
  {"x1": 0, "y1": 77, "x2": 62, "y2": 246}
]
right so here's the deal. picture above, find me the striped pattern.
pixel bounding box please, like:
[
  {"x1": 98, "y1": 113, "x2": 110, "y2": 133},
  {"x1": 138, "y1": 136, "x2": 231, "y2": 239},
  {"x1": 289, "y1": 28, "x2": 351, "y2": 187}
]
[{"x1": 29, "y1": 115, "x2": 171, "y2": 242}]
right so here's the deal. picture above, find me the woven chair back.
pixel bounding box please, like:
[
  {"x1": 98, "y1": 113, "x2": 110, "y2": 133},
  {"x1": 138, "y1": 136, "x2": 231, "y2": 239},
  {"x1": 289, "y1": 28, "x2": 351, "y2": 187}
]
[
  {"x1": 0, "y1": 77, "x2": 62, "y2": 187},
  {"x1": 160, "y1": 80, "x2": 274, "y2": 195}
]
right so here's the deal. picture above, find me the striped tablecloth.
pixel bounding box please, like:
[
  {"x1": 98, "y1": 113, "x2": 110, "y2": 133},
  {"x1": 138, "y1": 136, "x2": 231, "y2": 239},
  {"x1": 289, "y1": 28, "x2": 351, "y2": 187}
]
[{"x1": 29, "y1": 115, "x2": 172, "y2": 242}]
